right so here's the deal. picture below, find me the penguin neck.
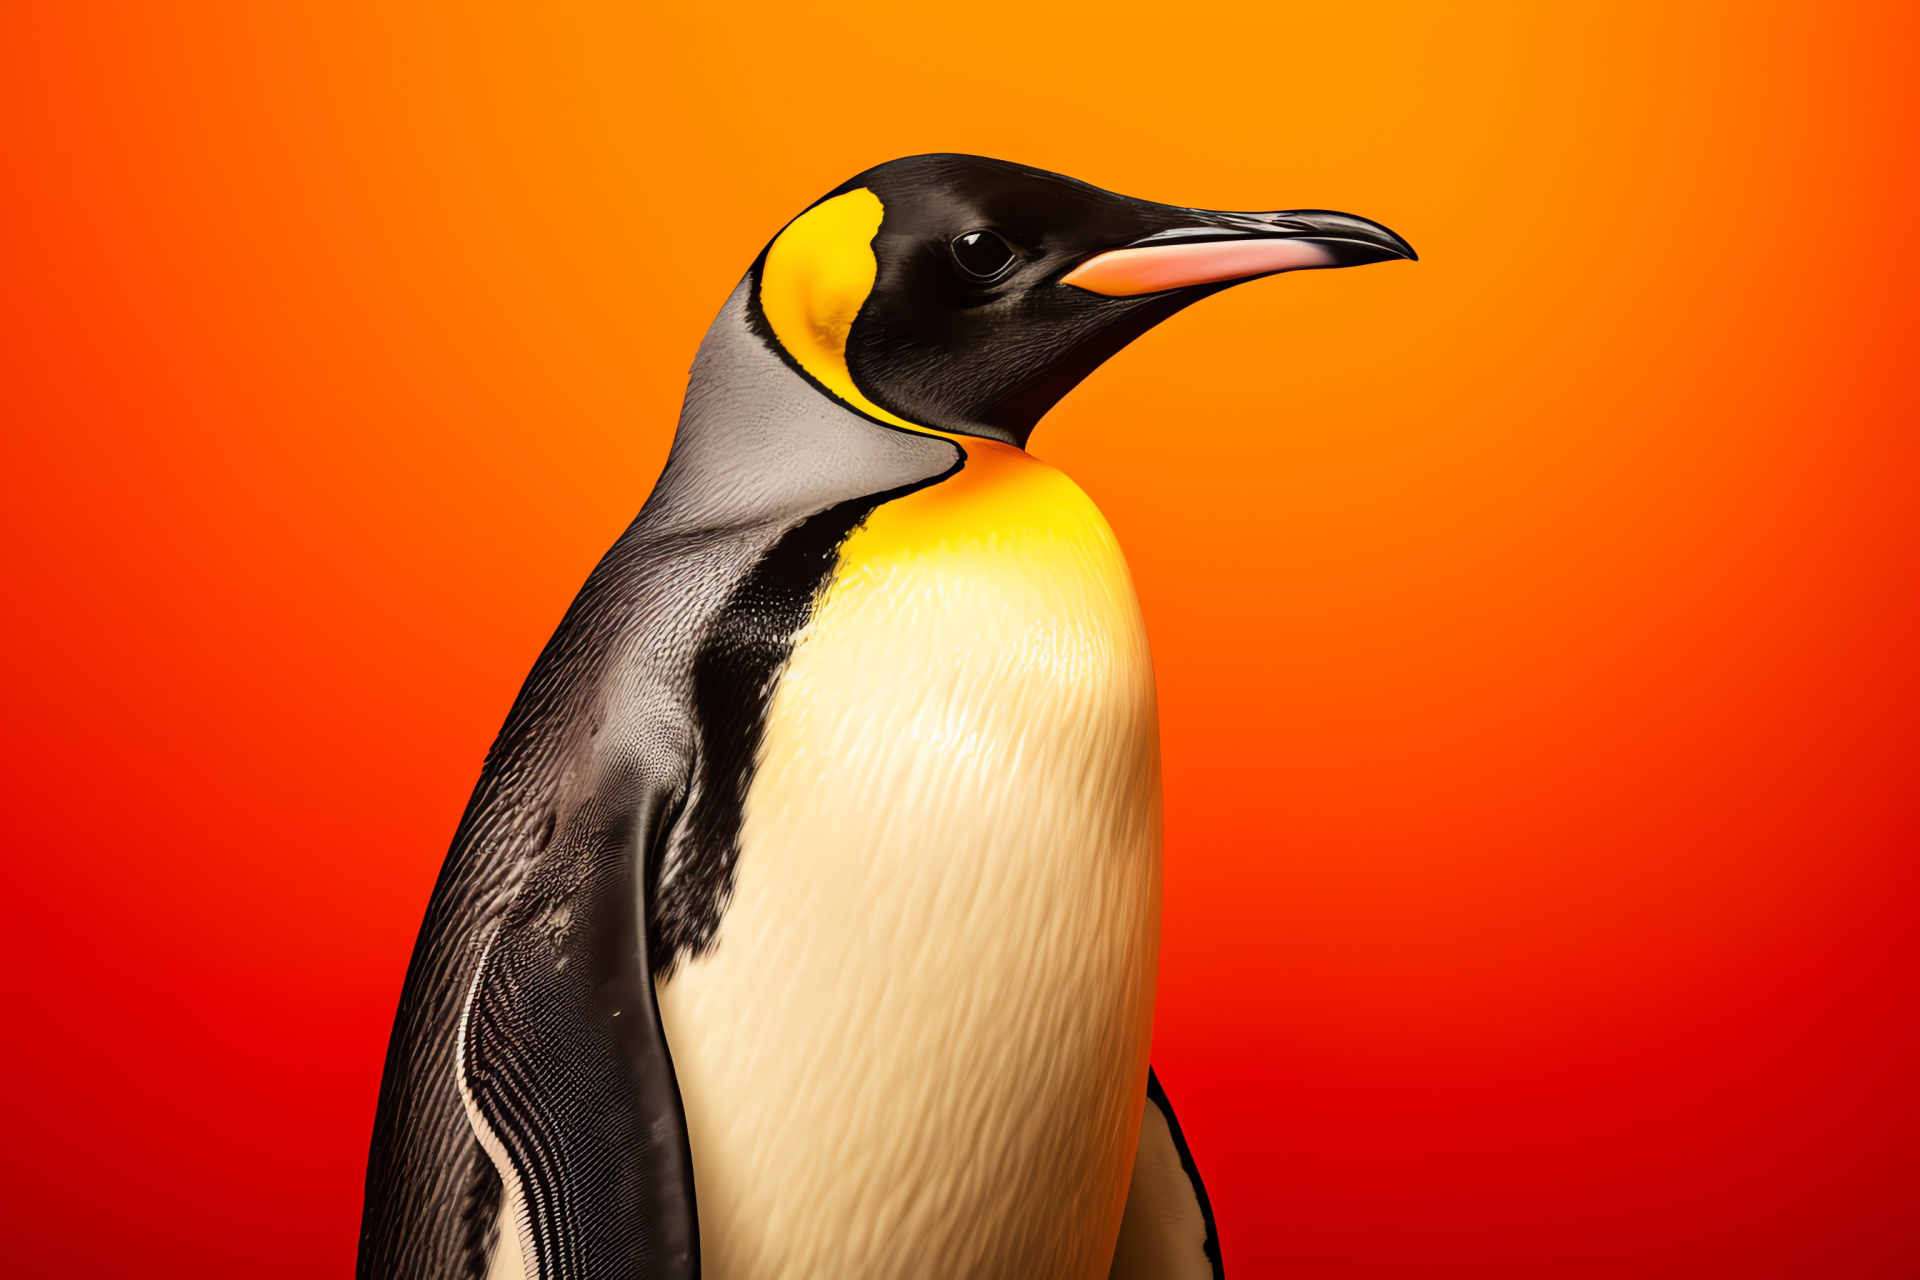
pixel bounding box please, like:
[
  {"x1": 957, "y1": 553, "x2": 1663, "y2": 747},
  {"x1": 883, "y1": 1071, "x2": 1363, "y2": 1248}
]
[{"x1": 638, "y1": 281, "x2": 962, "y2": 536}]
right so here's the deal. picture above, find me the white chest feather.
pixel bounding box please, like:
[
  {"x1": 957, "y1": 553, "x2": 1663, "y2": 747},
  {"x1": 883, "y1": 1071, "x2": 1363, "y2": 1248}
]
[{"x1": 655, "y1": 447, "x2": 1162, "y2": 1280}]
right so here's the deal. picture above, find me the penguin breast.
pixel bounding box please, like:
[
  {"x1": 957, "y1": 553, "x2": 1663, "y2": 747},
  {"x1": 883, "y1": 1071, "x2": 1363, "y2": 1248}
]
[{"x1": 656, "y1": 439, "x2": 1163, "y2": 1280}]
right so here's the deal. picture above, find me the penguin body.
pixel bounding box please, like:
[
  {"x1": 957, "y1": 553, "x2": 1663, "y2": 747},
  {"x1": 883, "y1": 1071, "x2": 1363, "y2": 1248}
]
[
  {"x1": 661, "y1": 402, "x2": 1159, "y2": 1280},
  {"x1": 360, "y1": 155, "x2": 1412, "y2": 1280}
]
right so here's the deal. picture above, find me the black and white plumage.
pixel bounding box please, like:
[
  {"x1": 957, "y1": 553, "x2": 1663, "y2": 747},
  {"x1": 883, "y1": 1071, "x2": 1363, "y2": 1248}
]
[{"x1": 358, "y1": 154, "x2": 1411, "y2": 1280}]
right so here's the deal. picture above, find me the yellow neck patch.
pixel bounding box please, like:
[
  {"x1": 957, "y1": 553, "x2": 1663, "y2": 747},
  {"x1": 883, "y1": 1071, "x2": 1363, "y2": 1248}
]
[{"x1": 758, "y1": 188, "x2": 924, "y2": 433}]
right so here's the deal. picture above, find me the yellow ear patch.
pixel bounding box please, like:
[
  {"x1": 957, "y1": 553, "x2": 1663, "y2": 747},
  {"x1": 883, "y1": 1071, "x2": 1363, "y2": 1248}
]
[{"x1": 758, "y1": 188, "x2": 923, "y2": 432}]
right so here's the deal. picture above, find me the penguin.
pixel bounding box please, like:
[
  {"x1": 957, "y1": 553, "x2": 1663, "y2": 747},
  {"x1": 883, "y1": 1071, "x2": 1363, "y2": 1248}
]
[{"x1": 358, "y1": 153, "x2": 1413, "y2": 1280}]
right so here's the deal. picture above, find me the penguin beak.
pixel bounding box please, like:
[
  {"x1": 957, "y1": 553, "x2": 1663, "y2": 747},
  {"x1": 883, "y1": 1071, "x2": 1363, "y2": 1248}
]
[{"x1": 1059, "y1": 210, "x2": 1416, "y2": 298}]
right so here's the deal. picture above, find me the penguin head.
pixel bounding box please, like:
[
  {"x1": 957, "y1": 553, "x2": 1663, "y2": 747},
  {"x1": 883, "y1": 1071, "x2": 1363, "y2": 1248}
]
[{"x1": 751, "y1": 153, "x2": 1414, "y2": 449}]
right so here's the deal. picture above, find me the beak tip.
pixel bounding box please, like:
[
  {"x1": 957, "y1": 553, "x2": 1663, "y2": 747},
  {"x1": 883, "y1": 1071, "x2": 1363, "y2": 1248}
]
[
  {"x1": 1283, "y1": 210, "x2": 1416, "y2": 267},
  {"x1": 1316, "y1": 235, "x2": 1417, "y2": 267}
]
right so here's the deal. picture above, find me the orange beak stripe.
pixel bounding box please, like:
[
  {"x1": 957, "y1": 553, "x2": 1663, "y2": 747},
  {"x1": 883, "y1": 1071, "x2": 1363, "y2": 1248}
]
[{"x1": 1059, "y1": 237, "x2": 1337, "y2": 297}]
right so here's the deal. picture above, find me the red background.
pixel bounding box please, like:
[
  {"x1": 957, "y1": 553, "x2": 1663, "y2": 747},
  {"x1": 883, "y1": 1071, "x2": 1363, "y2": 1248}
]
[{"x1": 4, "y1": 2, "x2": 1915, "y2": 1275}]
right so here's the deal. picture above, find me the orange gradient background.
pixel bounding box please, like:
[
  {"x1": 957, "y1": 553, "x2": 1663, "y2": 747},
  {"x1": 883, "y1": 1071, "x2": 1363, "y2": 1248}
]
[{"x1": 3, "y1": 2, "x2": 1915, "y2": 1275}]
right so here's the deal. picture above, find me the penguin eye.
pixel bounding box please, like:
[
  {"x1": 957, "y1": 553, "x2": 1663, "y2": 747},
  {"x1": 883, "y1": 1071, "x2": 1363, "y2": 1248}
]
[{"x1": 950, "y1": 230, "x2": 1015, "y2": 280}]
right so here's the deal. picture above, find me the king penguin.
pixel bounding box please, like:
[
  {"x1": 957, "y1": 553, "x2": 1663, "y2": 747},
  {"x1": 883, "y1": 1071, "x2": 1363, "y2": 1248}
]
[{"x1": 358, "y1": 153, "x2": 1413, "y2": 1280}]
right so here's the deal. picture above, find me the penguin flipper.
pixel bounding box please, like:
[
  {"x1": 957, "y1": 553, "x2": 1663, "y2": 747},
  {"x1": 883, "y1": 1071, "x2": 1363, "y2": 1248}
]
[
  {"x1": 459, "y1": 793, "x2": 697, "y2": 1280},
  {"x1": 1108, "y1": 1069, "x2": 1225, "y2": 1280}
]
